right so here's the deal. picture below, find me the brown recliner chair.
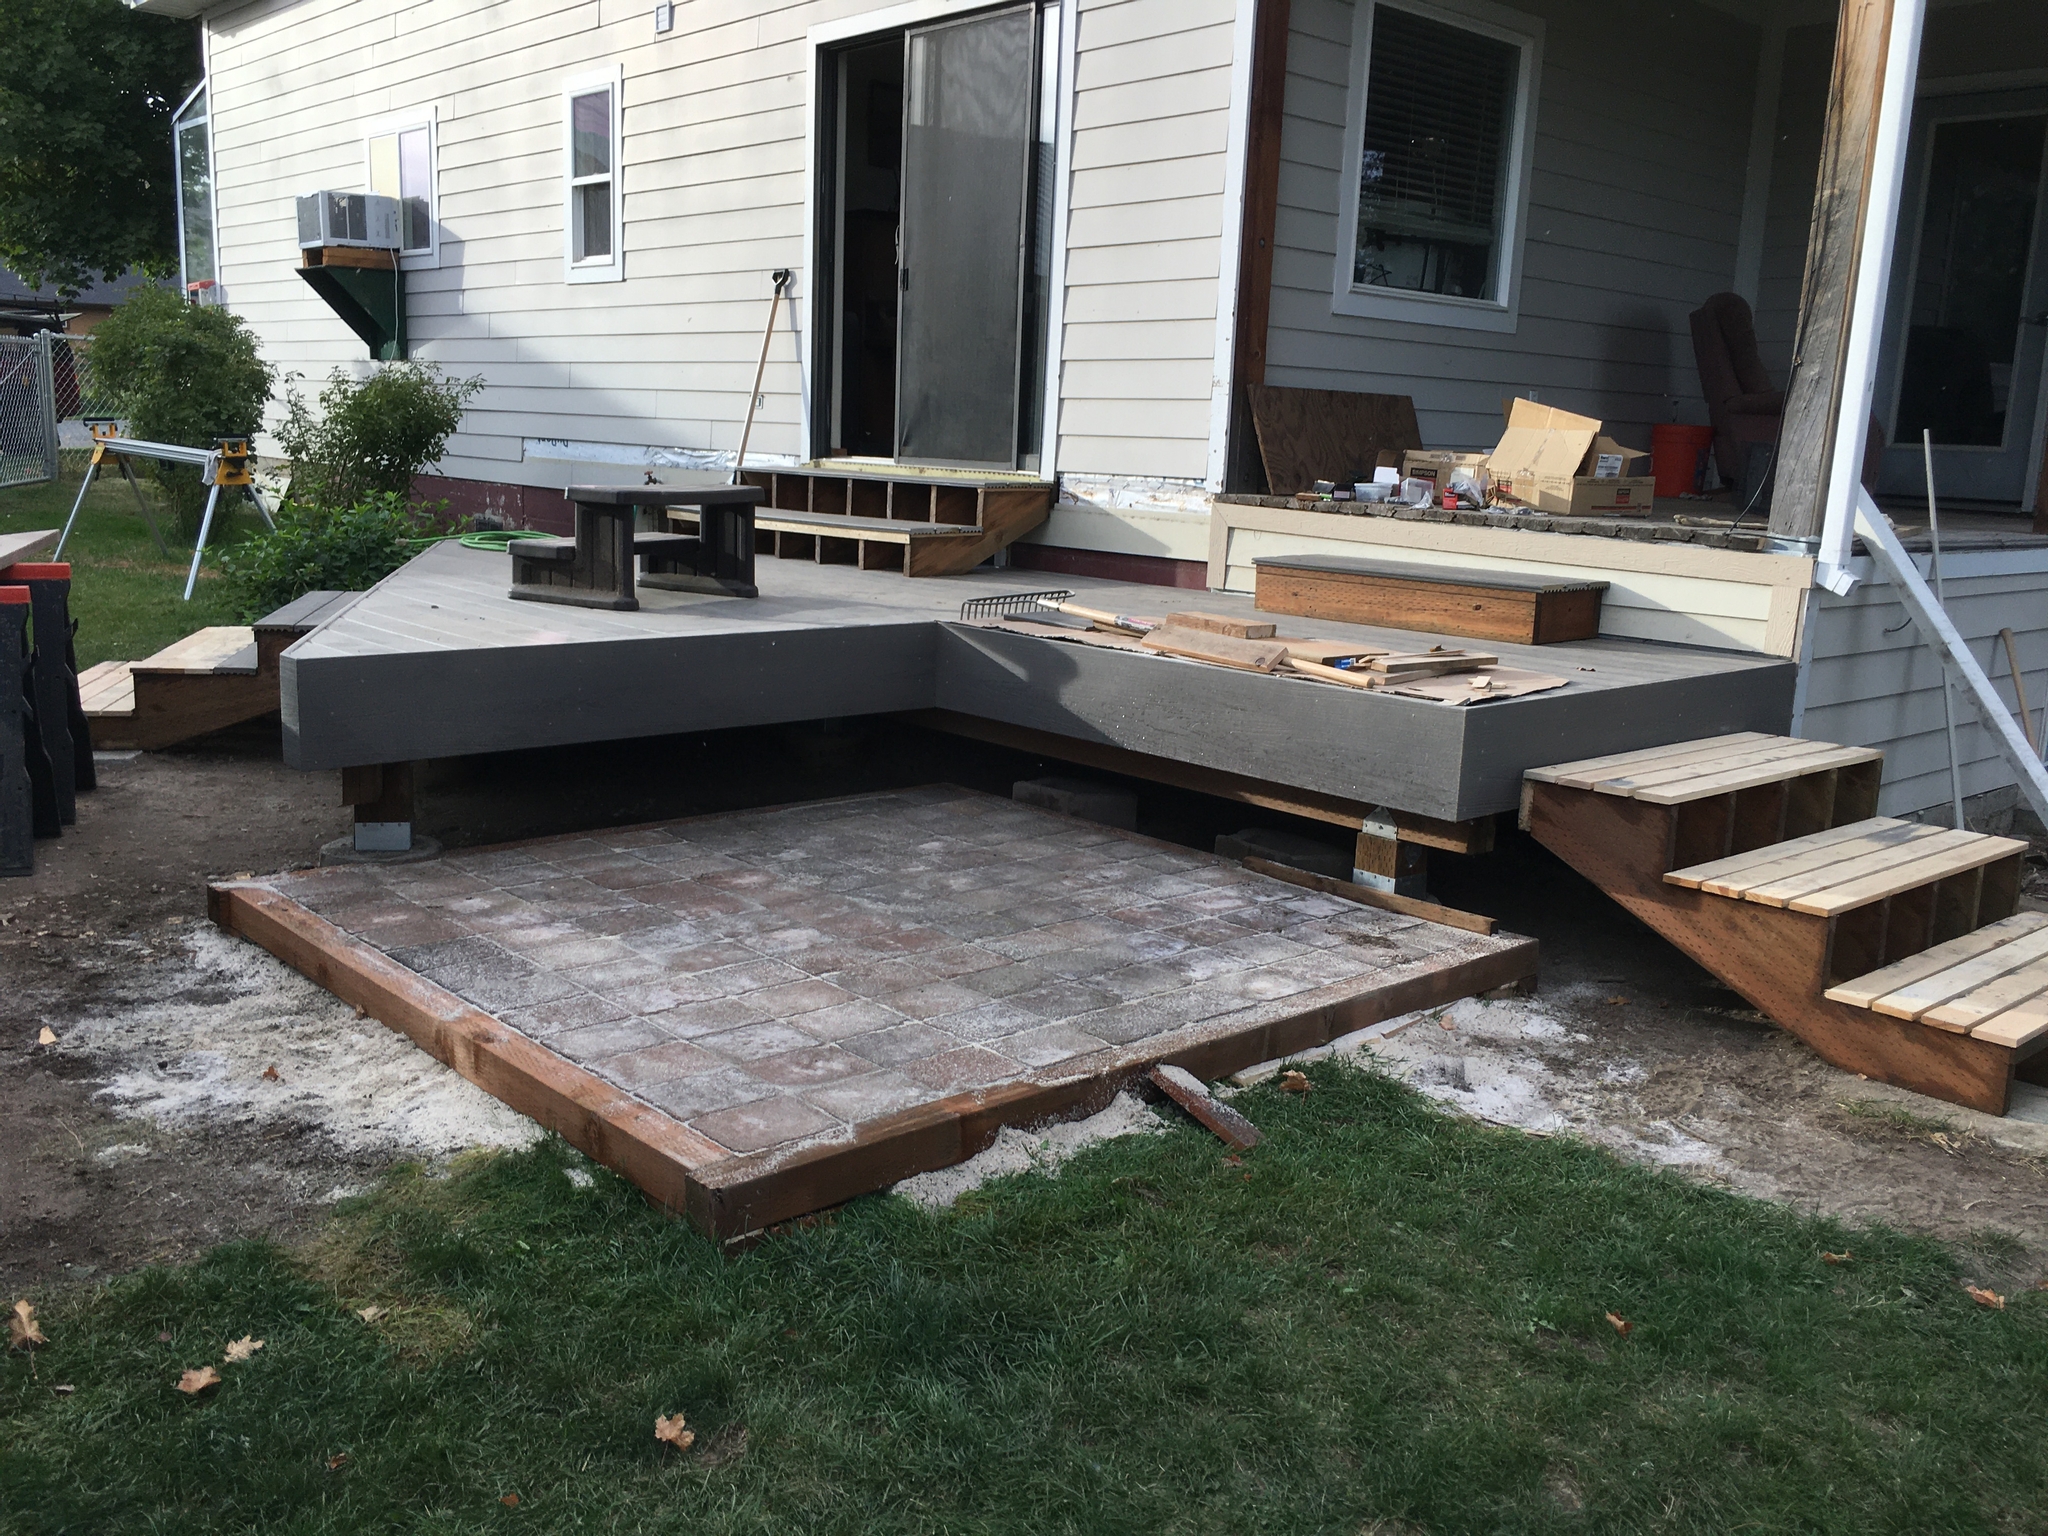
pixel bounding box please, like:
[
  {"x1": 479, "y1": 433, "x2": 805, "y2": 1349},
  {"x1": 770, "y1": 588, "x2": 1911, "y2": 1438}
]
[
  {"x1": 1690, "y1": 290, "x2": 1886, "y2": 496},
  {"x1": 1690, "y1": 292, "x2": 1784, "y2": 486}
]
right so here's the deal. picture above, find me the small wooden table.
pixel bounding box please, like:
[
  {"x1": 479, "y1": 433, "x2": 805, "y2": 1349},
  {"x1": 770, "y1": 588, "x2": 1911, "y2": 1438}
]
[{"x1": 508, "y1": 485, "x2": 764, "y2": 610}]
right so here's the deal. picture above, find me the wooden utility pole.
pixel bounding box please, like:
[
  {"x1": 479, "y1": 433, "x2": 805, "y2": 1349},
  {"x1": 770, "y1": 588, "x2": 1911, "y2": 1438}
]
[
  {"x1": 1224, "y1": 0, "x2": 1293, "y2": 493},
  {"x1": 1770, "y1": 0, "x2": 1897, "y2": 540}
]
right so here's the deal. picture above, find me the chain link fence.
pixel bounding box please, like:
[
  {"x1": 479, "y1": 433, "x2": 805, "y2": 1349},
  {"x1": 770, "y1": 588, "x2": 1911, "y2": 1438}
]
[{"x1": 0, "y1": 333, "x2": 117, "y2": 490}]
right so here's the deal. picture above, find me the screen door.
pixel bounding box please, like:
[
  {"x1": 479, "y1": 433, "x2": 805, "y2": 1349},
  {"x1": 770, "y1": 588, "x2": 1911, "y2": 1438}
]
[
  {"x1": 1878, "y1": 97, "x2": 2048, "y2": 504},
  {"x1": 894, "y1": 6, "x2": 1037, "y2": 468}
]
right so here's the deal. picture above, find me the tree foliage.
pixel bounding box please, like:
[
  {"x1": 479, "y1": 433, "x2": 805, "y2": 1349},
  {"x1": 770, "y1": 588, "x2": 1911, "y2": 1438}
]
[
  {"x1": 88, "y1": 282, "x2": 273, "y2": 530},
  {"x1": 275, "y1": 364, "x2": 483, "y2": 512},
  {"x1": 0, "y1": 0, "x2": 199, "y2": 297}
]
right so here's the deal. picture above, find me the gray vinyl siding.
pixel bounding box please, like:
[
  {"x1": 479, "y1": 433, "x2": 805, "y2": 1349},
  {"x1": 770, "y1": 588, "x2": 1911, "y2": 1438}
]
[
  {"x1": 1800, "y1": 551, "x2": 2048, "y2": 820},
  {"x1": 1262, "y1": 0, "x2": 1763, "y2": 456},
  {"x1": 201, "y1": 0, "x2": 1240, "y2": 491}
]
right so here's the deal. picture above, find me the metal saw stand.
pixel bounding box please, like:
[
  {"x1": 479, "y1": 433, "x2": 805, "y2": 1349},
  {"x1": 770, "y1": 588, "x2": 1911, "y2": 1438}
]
[{"x1": 52, "y1": 426, "x2": 275, "y2": 600}]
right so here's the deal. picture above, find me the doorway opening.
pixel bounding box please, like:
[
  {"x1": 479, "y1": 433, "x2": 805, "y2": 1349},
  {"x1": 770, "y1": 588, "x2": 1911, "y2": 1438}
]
[{"x1": 815, "y1": 3, "x2": 1058, "y2": 473}]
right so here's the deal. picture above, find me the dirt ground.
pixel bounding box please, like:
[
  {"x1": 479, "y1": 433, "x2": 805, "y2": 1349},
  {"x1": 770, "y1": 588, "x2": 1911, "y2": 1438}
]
[{"x1": 7, "y1": 735, "x2": 2048, "y2": 1294}]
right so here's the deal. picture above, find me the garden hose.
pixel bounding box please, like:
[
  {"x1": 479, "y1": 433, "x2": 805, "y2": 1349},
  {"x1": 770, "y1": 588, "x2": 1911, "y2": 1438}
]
[{"x1": 403, "y1": 529, "x2": 560, "y2": 552}]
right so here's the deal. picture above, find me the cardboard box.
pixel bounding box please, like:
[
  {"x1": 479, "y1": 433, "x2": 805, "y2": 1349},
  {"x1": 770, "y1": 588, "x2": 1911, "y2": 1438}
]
[
  {"x1": 1400, "y1": 450, "x2": 1491, "y2": 502},
  {"x1": 1485, "y1": 399, "x2": 1656, "y2": 517}
]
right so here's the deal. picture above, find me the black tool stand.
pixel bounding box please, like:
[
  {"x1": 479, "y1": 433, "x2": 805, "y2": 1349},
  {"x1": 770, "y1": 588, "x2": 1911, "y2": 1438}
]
[
  {"x1": 508, "y1": 485, "x2": 764, "y2": 610},
  {"x1": 1, "y1": 588, "x2": 33, "y2": 876}
]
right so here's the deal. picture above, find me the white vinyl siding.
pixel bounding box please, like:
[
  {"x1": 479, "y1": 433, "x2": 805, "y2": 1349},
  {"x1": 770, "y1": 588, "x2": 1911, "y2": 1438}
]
[
  {"x1": 200, "y1": 0, "x2": 1242, "y2": 494},
  {"x1": 1264, "y1": 0, "x2": 1761, "y2": 455}
]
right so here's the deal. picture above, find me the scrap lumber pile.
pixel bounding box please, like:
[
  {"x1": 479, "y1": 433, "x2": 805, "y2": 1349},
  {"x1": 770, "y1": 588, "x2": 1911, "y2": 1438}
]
[{"x1": 957, "y1": 592, "x2": 1567, "y2": 705}]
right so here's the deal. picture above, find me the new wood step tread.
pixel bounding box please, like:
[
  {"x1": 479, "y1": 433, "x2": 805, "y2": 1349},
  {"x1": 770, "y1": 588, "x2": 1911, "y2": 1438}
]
[
  {"x1": 670, "y1": 507, "x2": 978, "y2": 540},
  {"x1": 77, "y1": 660, "x2": 135, "y2": 717},
  {"x1": 1526, "y1": 733, "x2": 1881, "y2": 805},
  {"x1": 1668, "y1": 817, "x2": 2026, "y2": 917},
  {"x1": 1825, "y1": 913, "x2": 2048, "y2": 1048},
  {"x1": 132, "y1": 625, "x2": 258, "y2": 675},
  {"x1": 1665, "y1": 817, "x2": 1917, "y2": 891}
]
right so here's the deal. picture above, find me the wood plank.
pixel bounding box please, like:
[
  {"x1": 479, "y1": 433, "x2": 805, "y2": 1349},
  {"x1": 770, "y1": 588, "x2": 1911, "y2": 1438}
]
[
  {"x1": 1367, "y1": 650, "x2": 1498, "y2": 677},
  {"x1": 134, "y1": 625, "x2": 259, "y2": 675},
  {"x1": 1970, "y1": 995, "x2": 2048, "y2": 1050},
  {"x1": 1740, "y1": 827, "x2": 1981, "y2": 907},
  {"x1": 1147, "y1": 1064, "x2": 1262, "y2": 1149},
  {"x1": 1823, "y1": 911, "x2": 2048, "y2": 1006},
  {"x1": 1278, "y1": 638, "x2": 1390, "y2": 664},
  {"x1": 76, "y1": 661, "x2": 135, "y2": 715},
  {"x1": 1246, "y1": 384, "x2": 1422, "y2": 497},
  {"x1": 0, "y1": 530, "x2": 58, "y2": 568},
  {"x1": 1668, "y1": 815, "x2": 1911, "y2": 891},
  {"x1": 1865, "y1": 922, "x2": 2048, "y2": 1021},
  {"x1": 1601, "y1": 738, "x2": 1853, "y2": 797},
  {"x1": 1525, "y1": 731, "x2": 1774, "y2": 787},
  {"x1": 1240, "y1": 855, "x2": 1497, "y2": 935},
  {"x1": 1789, "y1": 838, "x2": 2029, "y2": 919},
  {"x1": 1139, "y1": 626, "x2": 1290, "y2": 673},
  {"x1": 1633, "y1": 746, "x2": 1886, "y2": 806},
  {"x1": 1698, "y1": 820, "x2": 1939, "y2": 899},
  {"x1": 1164, "y1": 610, "x2": 1276, "y2": 640},
  {"x1": 1921, "y1": 957, "x2": 2048, "y2": 1033},
  {"x1": 1770, "y1": 0, "x2": 1898, "y2": 539}
]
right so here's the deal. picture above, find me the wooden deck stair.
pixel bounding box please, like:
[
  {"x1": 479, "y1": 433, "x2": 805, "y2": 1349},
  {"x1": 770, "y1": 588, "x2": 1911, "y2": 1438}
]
[
  {"x1": 80, "y1": 591, "x2": 358, "y2": 751},
  {"x1": 1521, "y1": 732, "x2": 2045, "y2": 1115},
  {"x1": 696, "y1": 467, "x2": 1054, "y2": 577}
]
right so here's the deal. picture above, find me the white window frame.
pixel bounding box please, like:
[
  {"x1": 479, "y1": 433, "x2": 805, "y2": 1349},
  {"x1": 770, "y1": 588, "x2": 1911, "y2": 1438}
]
[
  {"x1": 171, "y1": 78, "x2": 219, "y2": 301},
  {"x1": 563, "y1": 65, "x2": 625, "y2": 285},
  {"x1": 1332, "y1": 0, "x2": 1543, "y2": 334},
  {"x1": 363, "y1": 109, "x2": 441, "y2": 270}
]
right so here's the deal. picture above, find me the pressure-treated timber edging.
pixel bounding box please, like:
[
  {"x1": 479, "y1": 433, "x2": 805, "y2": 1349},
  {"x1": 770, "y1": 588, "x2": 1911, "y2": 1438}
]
[{"x1": 209, "y1": 876, "x2": 1538, "y2": 1239}]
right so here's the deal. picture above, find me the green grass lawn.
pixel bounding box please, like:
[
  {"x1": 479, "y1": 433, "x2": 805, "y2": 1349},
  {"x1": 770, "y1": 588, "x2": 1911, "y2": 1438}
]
[
  {"x1": 0, "y1": 459, "x2": 262, "y2": 668},
  {"x1": 6, "y1": 1062, "x2": 2044, "y2": 1534}
]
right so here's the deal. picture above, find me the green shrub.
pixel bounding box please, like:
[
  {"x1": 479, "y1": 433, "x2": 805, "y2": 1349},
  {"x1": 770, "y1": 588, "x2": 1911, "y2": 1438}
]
[
  {"x1": 87, "y1": 284, "x2": 274, "y2": 533},
  {"x1": 218, "y1": 491, "x2": 432, "y2": 620},
  {"x1": 278, "y1": 363, "x2": 482, "y2": 512}
]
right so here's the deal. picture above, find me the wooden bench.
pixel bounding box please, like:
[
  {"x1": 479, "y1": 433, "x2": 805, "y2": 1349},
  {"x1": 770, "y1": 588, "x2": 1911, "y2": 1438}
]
[{"x1": 1252, "y1": 553, "x2": 1608, "y2": 645}]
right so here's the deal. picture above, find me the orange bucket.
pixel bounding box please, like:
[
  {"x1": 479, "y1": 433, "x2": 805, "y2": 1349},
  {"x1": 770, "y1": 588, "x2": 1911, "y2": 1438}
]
[{"x1": 1651, "y1": 424, "x2": 1716, "y2": 498}]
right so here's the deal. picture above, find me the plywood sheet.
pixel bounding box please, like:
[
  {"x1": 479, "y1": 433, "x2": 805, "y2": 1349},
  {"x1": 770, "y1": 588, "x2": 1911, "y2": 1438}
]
[{"x1": 1247, "y1": 385, "x2": 1422, "y2": 496}]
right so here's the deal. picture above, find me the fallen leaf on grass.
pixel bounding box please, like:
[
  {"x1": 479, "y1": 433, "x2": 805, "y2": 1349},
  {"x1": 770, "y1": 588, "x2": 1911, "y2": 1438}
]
[
  {"x1": 1605, "y1": 1312, "x2": 1633, "y2": 1338},
  {"x1": 156, "y1": 1330, "x2": 173, "y2": 1343},
  {"x1": 1964, "y1": 1284, "x2": 2006, "y2": 1310},
  {"x1": 655, "y1": 1414, "x2": 696, "y2": 1451},
  {"x1": 356, "y1": 1305, "x2": 386, "y2": 1324},
  {"x1": 1822, "y1": 1251, "x2": 1852, "y2": 1265},
  {"x1": 327, "y1": 1453, "x2": 348, "y2": 1471},
  {"x1": 36, "y1": 1027, "x2": 56, "y2": 1046},
  {"x1": 499, "y1": 1493, "x2": 520, "y2": 1507},
  {"x1": 1278, "y1": 1070, "x2": 1312, "y2": 1094},
  {"x1": 224, "y1": 1335, "x2": 264, "y2": 1363},
  {"x1": 51, "y1": 1384, "x2": 73, "y2": 1395},
  {"x1": 9, "y1": 1301, "x2": 45, "y2": 1350},
  {"x1": 176, "y1": 1366, "x2": 221, "y2": 1395},
  {"x1": 1220, "y1": 1155, "x2": 1243, "y2": 1168},
  {"x1": 260, "y1": 1066, "x2": 281, "y2": 1083}
]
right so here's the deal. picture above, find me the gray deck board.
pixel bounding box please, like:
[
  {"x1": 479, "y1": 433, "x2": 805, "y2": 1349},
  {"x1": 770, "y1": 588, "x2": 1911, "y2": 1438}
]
[{"x1": 282, "y1": 541, "x2": 1795, "y2": 820}]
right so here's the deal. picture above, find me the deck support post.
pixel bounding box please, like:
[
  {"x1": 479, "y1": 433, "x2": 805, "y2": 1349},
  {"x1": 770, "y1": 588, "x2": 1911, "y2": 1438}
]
[
  {"x1": 344, "y1": 761, "x2": 416, "y2": 853},
  {"x1": 1355, "y1": 816, "x2": 1427, "y2": 898}
]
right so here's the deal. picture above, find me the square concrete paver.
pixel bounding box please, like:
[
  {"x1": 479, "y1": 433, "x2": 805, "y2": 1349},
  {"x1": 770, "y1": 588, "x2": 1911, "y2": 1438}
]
[{"x1": 242, "y1": 788, "x2": 1532, "y2": 1198}]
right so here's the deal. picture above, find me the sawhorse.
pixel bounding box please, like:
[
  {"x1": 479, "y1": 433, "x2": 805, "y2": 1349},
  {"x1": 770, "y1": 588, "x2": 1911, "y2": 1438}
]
[{"x1": 53, "y1": 425, "x2": 275, "y2": 599}]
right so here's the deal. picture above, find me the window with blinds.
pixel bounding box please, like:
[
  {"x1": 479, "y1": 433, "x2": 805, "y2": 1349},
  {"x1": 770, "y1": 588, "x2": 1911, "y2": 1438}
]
[{"x1": 1352, "y1": 3, "x2": 1523, "y2": 301}]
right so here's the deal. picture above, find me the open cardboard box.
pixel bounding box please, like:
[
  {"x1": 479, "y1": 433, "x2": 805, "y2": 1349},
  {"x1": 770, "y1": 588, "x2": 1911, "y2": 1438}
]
[{"x1": 1485, "y1": 399, "x2": 1656, "y2": 517}]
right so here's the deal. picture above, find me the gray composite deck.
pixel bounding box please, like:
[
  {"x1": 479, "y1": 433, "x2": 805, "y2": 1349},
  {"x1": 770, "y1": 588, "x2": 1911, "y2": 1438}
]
[{"x1": 281, "y1": 541, "x2": 1796, "y2": 821}]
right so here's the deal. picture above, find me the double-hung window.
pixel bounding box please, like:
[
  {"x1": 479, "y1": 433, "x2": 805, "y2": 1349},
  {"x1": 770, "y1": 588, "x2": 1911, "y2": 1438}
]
[
  {"x1": 1334, "y1": 0, "x2": 1541, "y2": 332},
  {"x1": 564, "y1": 67, "x2": 624, "y2": 282},
  {"x1": 366, "y1": 115, "x2": 437, "y2": 263}
]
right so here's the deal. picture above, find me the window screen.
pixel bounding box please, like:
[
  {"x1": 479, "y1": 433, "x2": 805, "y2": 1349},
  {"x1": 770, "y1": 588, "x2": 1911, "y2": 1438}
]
[
  {"x1": 1353, "y1": 4, "x2": 1521, "y2": 301},
  {"x1": 368, "y1": 125, "x2": 432, "y2": 253}
]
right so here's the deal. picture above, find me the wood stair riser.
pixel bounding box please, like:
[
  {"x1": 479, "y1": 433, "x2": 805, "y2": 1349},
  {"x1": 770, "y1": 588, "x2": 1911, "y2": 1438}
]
[
  {"x1": 1667, "y1": 759, "x2": 1883, "y2": 868},
  {"x1": 740, "y1": 471, "x2": 1052, "y2": 578},
  {"x1": 1524, "y1": 781, "x2": 2023, "y2": 1113}
]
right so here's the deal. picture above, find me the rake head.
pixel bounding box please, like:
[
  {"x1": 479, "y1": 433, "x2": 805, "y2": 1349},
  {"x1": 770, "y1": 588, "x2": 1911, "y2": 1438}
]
[{"x1": 957, "y1": 589, "x2": 1074, "y2": 622}]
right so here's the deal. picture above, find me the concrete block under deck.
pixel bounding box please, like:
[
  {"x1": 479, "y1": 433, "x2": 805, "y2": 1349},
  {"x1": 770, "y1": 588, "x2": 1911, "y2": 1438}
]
[{"x1": 282, "y1": 542, "x2": 1796, "y2": 823}]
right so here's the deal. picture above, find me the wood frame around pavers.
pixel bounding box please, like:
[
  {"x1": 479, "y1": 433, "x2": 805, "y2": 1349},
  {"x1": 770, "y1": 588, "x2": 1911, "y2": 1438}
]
[{"x1": 208, "y1": 795, "x2": 1538, "y2": 1239}]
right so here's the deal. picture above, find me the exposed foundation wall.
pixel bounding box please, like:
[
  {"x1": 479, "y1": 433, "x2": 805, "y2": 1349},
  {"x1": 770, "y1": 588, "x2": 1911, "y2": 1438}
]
[
  {"x1": 199, "y1": 0, "x2": 1239, "y2": 518},
  {"x1": 1259, "y1": 0, "x2": 1762, "y2": 457}
]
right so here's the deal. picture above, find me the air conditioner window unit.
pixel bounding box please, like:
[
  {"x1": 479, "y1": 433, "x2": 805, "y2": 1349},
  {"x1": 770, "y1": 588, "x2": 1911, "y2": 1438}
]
[{"x1": 296, "y1": 192, "x2": 402, "y2": 250}]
